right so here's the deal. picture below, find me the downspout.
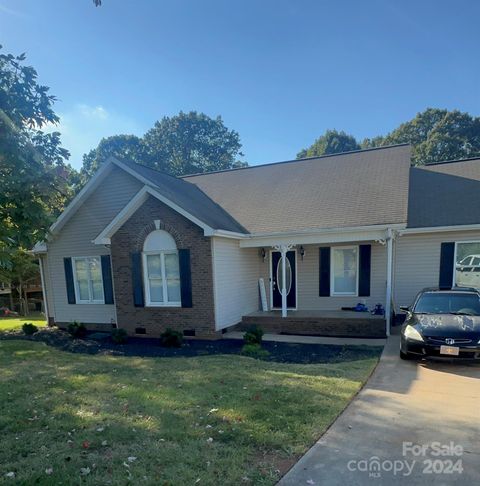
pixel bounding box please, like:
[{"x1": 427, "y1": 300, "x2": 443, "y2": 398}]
[
  {"x1": 38, "y1": 256, "x2": 49, "y2": 323},
  {"x1": 385, "y1": 228, "x2": 395, "y2": 336}
]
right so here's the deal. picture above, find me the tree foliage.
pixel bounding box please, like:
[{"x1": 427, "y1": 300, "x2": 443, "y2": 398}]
[
  {"x1": 362, "y1": 108, "x2": 480, "y2": 165},
  {"x1": 80, "y1": 134, "x2": 144, "y2": 184},
  {"x1": 80, "y1": 111, "x2": 246, "y2": 181},
  {"x1": 300, "y1": 108, "x2": 480, "y2": 165},
  {"x1": 0, "y1": 249, "x2": 39, "y2": 315},
  {"x1": 297, "y1": 129, "x2": 361, "y2": 158},
  {"x1": 143, "y1": 111, "x2": 245, "y2": 175},
  {"x1": 0, "y1": 46, "x2": 73, "y2": 262}
]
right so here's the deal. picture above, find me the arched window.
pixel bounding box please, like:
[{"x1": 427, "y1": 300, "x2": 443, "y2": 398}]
[{"x1": 142, "y1": 230, "x2": 181, "y2": 306}]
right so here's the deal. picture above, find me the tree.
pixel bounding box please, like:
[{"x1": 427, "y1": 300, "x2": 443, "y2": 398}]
[
  {"x1": 0, "y1": 249, "x2": 39, "y2": 315},
  {"x1": 362, "y1": 108, "x2": 480, "y2": 165},
  {"x1": 79, "y1": 134, "x2": 145, "y2": 185},
  {"x1": 142, "y1": 111, "x2": 245, "y2": 176},
  {"x1": 297, "y1": 129, "x2": 361, "y2": 158},
  {"x1": 0, "y1": 46, "x2": 73, "y2": 264}
]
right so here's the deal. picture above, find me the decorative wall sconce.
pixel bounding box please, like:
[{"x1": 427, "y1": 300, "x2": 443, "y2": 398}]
[
  {"x1": 260, "y1": 247, "x2": 266, "y2": 261},
  {"x1": 299, "y1": 245, "x2": 305, "y2": 261}
]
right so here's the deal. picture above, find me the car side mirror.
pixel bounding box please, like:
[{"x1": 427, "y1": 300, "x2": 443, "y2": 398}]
[{"x1": 399, "y1": 305, "x2": 410, "y2": 313}]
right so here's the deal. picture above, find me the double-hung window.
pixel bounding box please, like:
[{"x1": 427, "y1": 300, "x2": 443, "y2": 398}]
[
  {"x1": 331, "y1": 246, "x2": 359, "y2": 296},
  {"x1": 142, "y1": 230, "x2": 181, "y2": 307},
  {"x1": 72, "y1": 257, "x2": 104, "y2": 303}
]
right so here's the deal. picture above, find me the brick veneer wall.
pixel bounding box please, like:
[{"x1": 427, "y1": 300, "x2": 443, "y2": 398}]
[
  {"x1": 237, "y1": 315, "x2": 386, "y2": 338},
  {"x1": 110, "y1": 195, "x2": 217, "y2": 338}
]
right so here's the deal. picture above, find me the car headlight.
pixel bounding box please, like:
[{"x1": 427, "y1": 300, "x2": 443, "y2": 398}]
[{"x1": 403, "y1": 325, "x2": 424, "y2": 342}]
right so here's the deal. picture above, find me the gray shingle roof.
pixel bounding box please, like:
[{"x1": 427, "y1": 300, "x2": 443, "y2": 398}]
[
  {"x1": 116, "y1": 158, "x2": 248, "y2": 233},
  {"x1": 408, "y1": 158, "x2": 480, "y2": 228},
  {"x1": 183, "y1": 145, "x2": 412, "y2": 233}
]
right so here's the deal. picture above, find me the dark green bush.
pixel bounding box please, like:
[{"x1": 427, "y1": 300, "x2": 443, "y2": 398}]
[
  {"x1": 67, "y1": 321, "x2": 87, "y2": 338},
  {"x1": 243, "y1": 325, "x2": 263, "y2": 345},
  {"x1": 22, "y1": 323, "x2": 38, "y2": 335},
  {"x1": 241, "y1": 343, "x2": 270, "y2": 359},
  {"x1": 111, "y1": 328, "x2": 128, "y2": 344},
  {"x1": 160, "y1": 328, "x2": 183, "y2": 347}
]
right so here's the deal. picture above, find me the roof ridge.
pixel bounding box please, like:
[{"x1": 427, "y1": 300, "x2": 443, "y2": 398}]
[
  {"x1": 424, "y1": 155, "x2": 480, "y2": 166},
  {"x1": 182, "y1": 143, "x2": 411, "y2": 178}
]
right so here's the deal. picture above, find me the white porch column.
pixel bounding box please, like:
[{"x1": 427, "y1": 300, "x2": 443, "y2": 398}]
[
  {"x1": 385, "y1": 228, "x2": 395, "y2": 336},
  {"x1": 38, "y1": 255, "x2": 49, "y2": 323},
  {"x1": 274, "y1": 243, "x2": 293, "y2": 318}
]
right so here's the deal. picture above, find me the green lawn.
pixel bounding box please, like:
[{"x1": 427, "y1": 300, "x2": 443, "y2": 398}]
[
  {"x1": 0, "y1": 314, "x2": 47, "y2": 331},
  {"x1": 0, "y1": 340, "x2": 378, "y2": 485}
]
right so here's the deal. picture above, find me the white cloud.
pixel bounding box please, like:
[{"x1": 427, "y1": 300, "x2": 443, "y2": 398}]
[{"x1": 46, "y1": 104, "x2": 144, "y2": 170}]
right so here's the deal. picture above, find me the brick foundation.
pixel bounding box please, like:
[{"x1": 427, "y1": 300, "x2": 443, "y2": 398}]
[
  {"x1": 237, "y1": 315, "x2": 386, "y2": 338},
  {"x1": 110, "y1": 195, "x2": 218, "y2": 339}
]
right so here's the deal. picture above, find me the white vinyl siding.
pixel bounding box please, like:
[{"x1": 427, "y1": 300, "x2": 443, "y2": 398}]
[
  {"x1": 212, "y1": 237, "x2": 260, "y2": 330},
  {"x1": 46, "y1": 166, "x2": 142, "y2": 324},
  {"x1": 394, "y1": 230, "x2": 480, "y2": 309}
]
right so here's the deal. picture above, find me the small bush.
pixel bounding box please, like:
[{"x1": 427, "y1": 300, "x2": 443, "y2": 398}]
[
  {"x1": 241, "y1": 343, "x2": 270, "y2": 359},
  {"x1": 111, "y1": 328, "x2": 128, "y2": 344},
  {"x1": 160, "y1": 328, "x2": 183, "y2": 347},
  {"x1": 243, "y1": 325, "x2": 263, "y2": 345},
  {"x1": 67, "y1": 321, "x2": 87, "y2": 338},
  {"x1": 22, "y1": 323, "x2": 38, "y2": 335}
]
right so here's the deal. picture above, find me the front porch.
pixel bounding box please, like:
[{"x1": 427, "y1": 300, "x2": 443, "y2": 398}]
[{"x1": 236, "y1": 309, "x2": 386, "y2": 338}]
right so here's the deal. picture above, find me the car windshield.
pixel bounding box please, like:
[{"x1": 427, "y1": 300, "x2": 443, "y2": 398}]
[{"x1": 414, "y1": 292, "x2": 480, "y2": 316}]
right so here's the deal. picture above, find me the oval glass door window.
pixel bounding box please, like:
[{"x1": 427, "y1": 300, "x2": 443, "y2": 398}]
[{"x1": 276, "y1": 256, "x2": 292, "y2": 295}]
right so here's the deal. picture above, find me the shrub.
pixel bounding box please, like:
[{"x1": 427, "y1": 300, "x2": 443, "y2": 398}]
[
  {"x1": 243, "y1": 325, "x2": 263, "y2": 345},
  {"x1": 67, "y1": 321, "x2": 87, "y2": 338},
  {"x1": 241, "y1": 343, "x2": 270, "y2": 359},
  {"x1": 160, "y1": 328, "x2": 183, "y2": 347},
  {"x1": 111, "y1": 328, "x2": 128, "y2": 344},
  {"x1": 22, "y1": 323, "x2": 38, "y2": 335}
]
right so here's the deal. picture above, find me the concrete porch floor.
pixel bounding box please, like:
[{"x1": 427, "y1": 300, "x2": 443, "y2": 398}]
[{"x1": 223, "y1": 331, "x2": 386, "y2": 347}]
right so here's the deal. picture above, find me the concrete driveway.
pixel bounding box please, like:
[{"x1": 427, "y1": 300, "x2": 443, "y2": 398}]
[{"x1": 279, "y1": 332, "x2": 480, "y2": 485}]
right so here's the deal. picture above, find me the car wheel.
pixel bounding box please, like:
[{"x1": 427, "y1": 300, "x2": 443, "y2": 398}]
[{"x1": 400, "y1": 350, "x2": 415, "y2": 360}]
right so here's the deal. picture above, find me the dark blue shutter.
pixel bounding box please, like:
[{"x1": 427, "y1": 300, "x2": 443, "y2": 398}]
[
  {"x1": 179, "y1": 249, "x2": 192, "y2": 308},
  {"x1": 63, "y1": 257, "x2": 76, "y2": 304},
  {"x1": 131, "y1": 252, "x2": 144, "y2": 307},
  {"x1": 358, "y1": 245, "x2": 371, "y2": 297},
  {"x1": 319, "y1": 247, "x2": 331, "y2": 296},
  {"x1": 439, "y1": 242, "x2": 455, "y2": 289},
  {"x1": 101, "y1": 255, "x2": 114, "y2": 304}
]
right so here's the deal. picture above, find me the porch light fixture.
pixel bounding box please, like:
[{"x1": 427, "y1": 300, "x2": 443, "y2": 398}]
[
  {"x1": 299, "y1": 245, "x2": 305, "y2": 260},
  {"x1": 260, "y1": 247, "x2": 266, "y2": 261}
]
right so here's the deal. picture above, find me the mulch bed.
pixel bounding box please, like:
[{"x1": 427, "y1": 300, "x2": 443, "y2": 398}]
[{"x1": 0, "y1": 327, "x2": 383, "y2": 364}]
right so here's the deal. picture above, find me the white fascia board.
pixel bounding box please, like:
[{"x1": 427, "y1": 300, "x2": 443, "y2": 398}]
[
  {"x1": 93, "y1": 185, "x2": 216, "y2": 245},
  {"x1": 211, "y1": 229, "x2": 249, "y2": 239},
  {"x1": 399, "y1": 224, "x2": 480, "y2": 235},
  {"x1": 30, "y1": 241, "x2": 47, "y2": 254},
  {"x1": 239, "y1": 224, "x2": 406, "y2": 248},
  {"x1": 49, "y1": 162, "x2": 114, "y2": 236},
  {"x1": 107, "y1": 157, "x2": 158, "y2": 188}
]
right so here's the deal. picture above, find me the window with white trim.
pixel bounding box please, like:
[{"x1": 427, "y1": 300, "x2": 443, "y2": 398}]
[
  {"x1": 331, "y1": 246, "x2": 359, "y2": 296},
  {"x1": 454, "y1": 241, "x2": 480, "y2": 289},
  {"x1": 72, "y1": 257, "x2": 104, "y2": 303},
  {"x1": 143, "y1": 230, "x2": 181, "y2": 306}
]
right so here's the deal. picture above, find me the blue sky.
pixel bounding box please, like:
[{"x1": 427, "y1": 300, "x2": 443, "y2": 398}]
[{"x1": 2, "y1": 0, "x2": 480, "y2": 169}]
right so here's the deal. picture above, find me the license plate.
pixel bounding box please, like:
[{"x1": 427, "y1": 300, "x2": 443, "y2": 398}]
[{"x1": 440, "y1": 345, "x2": 460, "y2": 356}]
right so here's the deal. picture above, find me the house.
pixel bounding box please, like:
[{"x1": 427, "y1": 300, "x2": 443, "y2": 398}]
[{"x1": 33, "y1": 144, "x2": 480, "y2": 339}]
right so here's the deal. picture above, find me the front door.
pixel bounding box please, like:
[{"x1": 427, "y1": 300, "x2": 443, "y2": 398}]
[{"x1": 271, "y1": 250, "x2": 296, "y2": 309}]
